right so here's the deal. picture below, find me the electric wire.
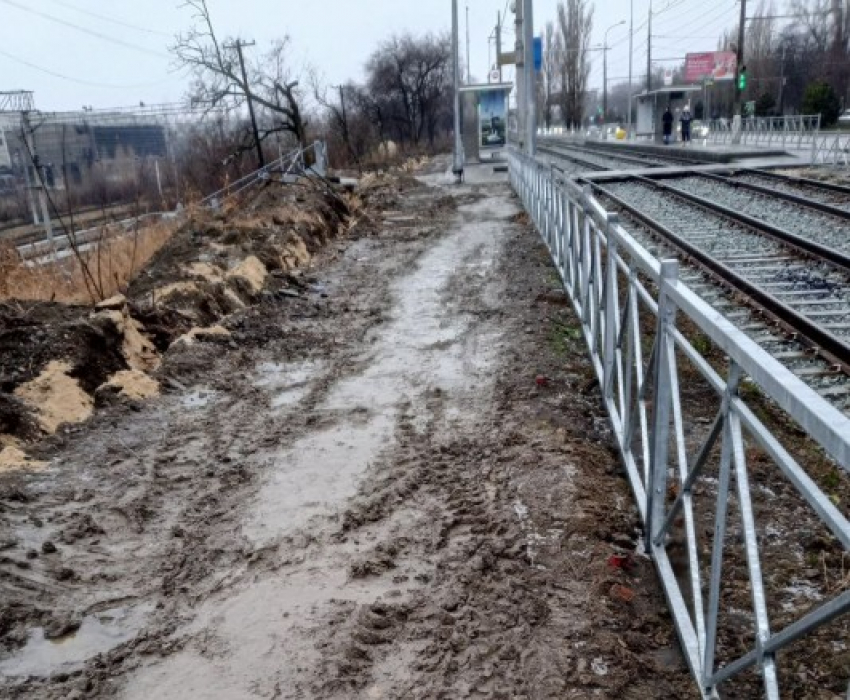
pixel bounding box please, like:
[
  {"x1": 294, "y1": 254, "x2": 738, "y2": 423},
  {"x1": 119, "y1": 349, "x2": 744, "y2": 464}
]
[
  {"x1": 0, "y1": 47, "x2": 181, "y2": 89},
  {"x1": 44, "y1": 0, "x2": 172, "y2": 38},
  {"x1": 0, "y1": 0, "x2": 169, "y2": 59}
]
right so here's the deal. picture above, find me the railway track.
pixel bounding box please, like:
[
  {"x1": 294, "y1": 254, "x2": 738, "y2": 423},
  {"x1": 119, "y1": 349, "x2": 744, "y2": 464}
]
[
  {"x1": 590, "y1": 176, "x2": 850, "y2": 413},
  {"x1": 725, "y1": 169, "x2": 850, "y2": 213},
  {"x1": 650, "y1": 174, "x2": 850, "y2": 254},
  {"x1": 538, "y1": 142, "x2": 680, "y2": 172}
]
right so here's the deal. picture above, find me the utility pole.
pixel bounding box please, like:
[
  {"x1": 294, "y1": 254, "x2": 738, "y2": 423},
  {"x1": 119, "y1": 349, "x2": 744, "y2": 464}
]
[
  {"x1": 20, "y1": 111, "x2": 54, "y2": 253},
  {"x1": 226, "y1": 39, "x2": 264, "y2": 168},
  {"x1": 646, "y1": 1, "x2": 652, "y2": 93},
  {"x1": 603, "y1": 21, "x2": 625, "y2": 124},
  {"x1": 732, "y1": 0, "x2": 747, "y2": 143},
  {"x1": 778, "y1": 45, "x2": 786, "y2": 116},
  {"x1": 452, "y1": 0, "x2": 464, "y2": 179},
  {"x1": 496, "y1": 11, "x2": 503, "y2": 81},
  {"x1": 334, "y1": 84, "x2": 354, "y2": 162},
  {"x1": 466, "y1": 3, "x2": 471, "y2": 83},
  {"x1": 624, "y1": 0, "x2": 635, "y2": 138},
  {"x1": 523, "y1": 0, "x2": 536, "y2": 155},
  {"x1": 515, "y1": 0, "x2": 526, "y2": 150}
]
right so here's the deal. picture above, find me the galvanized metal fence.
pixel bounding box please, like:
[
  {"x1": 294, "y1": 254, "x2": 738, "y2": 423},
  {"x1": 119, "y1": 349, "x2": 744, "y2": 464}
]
[
  {"x1": 508, "y1": 147, "x2": 850, "y2": 698},
  {"x1": 706, "y1": 115, "x2": 821, "y2": 148},
  {"x1": 200, "y1": 141, "x2": 327, "y2": 209},
  {"x1": 810, "y1": 131, "x2": 850, "y2": 167}
]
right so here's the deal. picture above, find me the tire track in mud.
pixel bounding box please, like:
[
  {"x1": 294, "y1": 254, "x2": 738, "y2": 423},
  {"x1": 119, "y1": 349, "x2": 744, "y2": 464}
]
[{"x1": 0, "y1": 174, "x2": 456, "y2": 698}]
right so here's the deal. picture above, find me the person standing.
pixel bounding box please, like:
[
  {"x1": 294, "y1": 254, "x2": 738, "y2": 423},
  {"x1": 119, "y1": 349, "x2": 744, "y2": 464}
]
[
  {"x1": 680, "y1": 105, "x2": 693, "y2": 145},
  {"x1": 662, "y1": 106, "x2": 674, "y2": 145}
]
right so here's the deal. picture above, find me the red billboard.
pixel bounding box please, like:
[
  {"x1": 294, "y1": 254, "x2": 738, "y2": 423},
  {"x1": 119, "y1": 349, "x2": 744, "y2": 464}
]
[{"x1": 685, "y1": 51, "x2": 736, "y2": 82}]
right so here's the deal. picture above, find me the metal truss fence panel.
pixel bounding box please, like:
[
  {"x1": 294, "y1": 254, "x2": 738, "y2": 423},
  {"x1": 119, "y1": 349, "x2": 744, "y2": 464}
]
[{"x1": 508, "y1": 148, "x2": 850, "y2": 699}]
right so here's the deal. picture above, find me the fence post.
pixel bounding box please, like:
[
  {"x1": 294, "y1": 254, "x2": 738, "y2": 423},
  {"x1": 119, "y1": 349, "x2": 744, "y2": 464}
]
[
  {"x1": 646, "y1": 259, "x2": 679, "y2": 553},
  {"x1": 313, "y1": 141, "x2": 327, "y2": 177},
  {"x1": 603, "y1": 213, "x2": 619, "y2": 403}
]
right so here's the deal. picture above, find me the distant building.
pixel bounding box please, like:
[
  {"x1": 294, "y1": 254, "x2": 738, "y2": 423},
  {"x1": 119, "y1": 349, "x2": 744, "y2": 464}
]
[{"x1": 0, "y1": 110, "x2": 167, "y2": 191}]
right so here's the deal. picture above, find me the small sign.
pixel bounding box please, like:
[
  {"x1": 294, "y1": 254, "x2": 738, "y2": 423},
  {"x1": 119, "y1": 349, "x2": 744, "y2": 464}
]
[
  {"x1": 663, "y1": 68, "x2": 673, "y2": 86},
  {"x1": 533, "y1": 37, "x2": 542, "y2": 71},
  {"x1": 490, "y1": 69, "x2": 501, "y2": 83}
]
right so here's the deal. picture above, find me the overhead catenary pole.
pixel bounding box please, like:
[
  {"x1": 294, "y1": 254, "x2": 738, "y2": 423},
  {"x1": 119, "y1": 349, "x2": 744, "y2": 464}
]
[
  {"x1": 603, "y1": 21, "x2": 626, "y2": 125},
  {"x1": 646, "y1": 1, "x2": 652, "y2": 93},
  {"x1": 523, "y1": 0, "x2": 536, "y2": 155},
  {"x1": 515, "y1": 0, "x2": 526, "y2": 150},
  {"x1": 496, "y1": 11, "x2": 503, "y2": 81},
  {"x1": 732, "y1": 0, "x2": 747, "y2": 143},
  {"x1": 227, "y1": 39, "x2": 264, "y2": 168},
  {"x1": 466, "y1": 3, "x2": 471, "y2": 82},
  {"x1": 452, "y1": 0, "x2": 464, "y2": 179},
  {"x1": 20, "y1": 111, "x2": 54, "y2": 254},
  {"x1": 624, "y1": 0, "x2": 635, "y2": 138}
]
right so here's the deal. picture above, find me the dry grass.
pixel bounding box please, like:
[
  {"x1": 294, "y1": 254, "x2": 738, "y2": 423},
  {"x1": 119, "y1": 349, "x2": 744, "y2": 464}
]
[{"x1": 0, "y1": 220, "x2": 179, "y2": 304}]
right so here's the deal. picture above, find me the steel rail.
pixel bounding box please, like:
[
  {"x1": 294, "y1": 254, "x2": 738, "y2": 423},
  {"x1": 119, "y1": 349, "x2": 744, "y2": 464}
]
[
  {"x1": 632, "y1": 175, "x2": 850, "y2": 274},
  {"x1": 591, "y1": 181, "x2": 850, "y2": 379},
  {"x1": 560, "y1": 141, "x2": 700, "y2": 168},
  {"x1": 745, "y1": 168, "x2": 850, "y2": 196},
  {"x1": 537, "y1": 144, "x2": 610, "y2": 171},
  {"x1": 673, "y1": 171, "x2": 850, "y2": 221}
]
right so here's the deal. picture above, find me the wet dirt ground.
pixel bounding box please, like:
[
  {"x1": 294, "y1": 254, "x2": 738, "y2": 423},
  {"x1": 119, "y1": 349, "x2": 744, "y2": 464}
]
[{"x1": 0, "y1": 158, "x2": 696, "y2": 699}]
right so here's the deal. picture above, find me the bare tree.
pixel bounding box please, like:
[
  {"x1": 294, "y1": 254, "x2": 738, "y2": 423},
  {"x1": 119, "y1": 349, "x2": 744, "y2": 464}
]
[
  {"x1": 171, "y1": 0, "x2": 309, "y2": 158},
  {"x1": 557, "y1": 0, "x2": 594, "y2": 129},
  {"x1": 365, "y1": 33, "x2": 452, "y2": 146}
]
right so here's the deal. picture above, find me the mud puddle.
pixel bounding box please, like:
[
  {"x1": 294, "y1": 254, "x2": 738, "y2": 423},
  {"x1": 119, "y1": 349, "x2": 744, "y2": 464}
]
[
  {"x1": 252, "y1": 360, "x2": 322, "y2": 409},
  {"x1": 1, "y1": 603, "x2": 152, "y2": 678}
]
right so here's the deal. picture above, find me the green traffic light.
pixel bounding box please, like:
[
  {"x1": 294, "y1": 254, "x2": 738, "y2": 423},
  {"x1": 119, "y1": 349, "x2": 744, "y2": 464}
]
[{"x1": 738, "y1": 68, "x2": 747, "y2": 90}]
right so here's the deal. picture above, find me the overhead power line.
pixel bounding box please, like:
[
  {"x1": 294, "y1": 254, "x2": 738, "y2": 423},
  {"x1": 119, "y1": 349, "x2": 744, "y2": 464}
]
[
  {"x1": 45, "y1": 0, "x2": 171, "y2": 37},
  {"x1": 0, "y1": 0, "x2": 169, "y2": 59},
  {"x1": 0, "y1": 47, "x2": 180, "y2": 89}
]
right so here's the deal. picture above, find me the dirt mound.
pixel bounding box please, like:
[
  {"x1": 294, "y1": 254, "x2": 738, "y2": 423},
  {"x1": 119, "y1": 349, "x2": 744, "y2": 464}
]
[
  {"x1": 95, "y1": 370, "x2": 160, "y2": 403},
  {"x1": 14, "y1": 361, "x2": 94, "y2": 434},
  {"x1": 0, "y1": 445, "x2": 47, "y2": 472},
  {"x1": 0, "y1": 175, "x2": 380, "y2": 445}
]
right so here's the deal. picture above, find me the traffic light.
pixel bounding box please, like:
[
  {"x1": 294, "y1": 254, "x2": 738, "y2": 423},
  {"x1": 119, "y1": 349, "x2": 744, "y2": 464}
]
[{"x1": 738, "y1": 66, "x2": 747, "y2": 90}]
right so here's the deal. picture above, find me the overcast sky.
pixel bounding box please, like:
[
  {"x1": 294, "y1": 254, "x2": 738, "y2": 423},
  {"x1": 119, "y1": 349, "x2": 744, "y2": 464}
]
[{"x1": 0, "y1": 0, "x2": 742, "y2": 112}]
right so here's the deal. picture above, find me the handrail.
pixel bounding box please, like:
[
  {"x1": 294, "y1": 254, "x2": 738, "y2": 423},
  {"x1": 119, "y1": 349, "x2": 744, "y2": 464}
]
[{"x1": 508, "y1": 147, "x2": 850, "y2": 699}]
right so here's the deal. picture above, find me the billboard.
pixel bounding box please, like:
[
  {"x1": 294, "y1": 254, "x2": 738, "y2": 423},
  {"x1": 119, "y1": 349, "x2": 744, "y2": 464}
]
[
  {"x1": 685, "y1": 51, "x2": 736, "y2": 82},
  {"x1": 479, "y1": 90, "x2": 507, "y2": 147}
]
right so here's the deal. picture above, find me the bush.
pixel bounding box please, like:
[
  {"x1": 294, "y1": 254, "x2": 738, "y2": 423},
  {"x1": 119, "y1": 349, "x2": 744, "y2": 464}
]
[{"x1": 802, "y1": 81, "x2": 841, "y2": 126}]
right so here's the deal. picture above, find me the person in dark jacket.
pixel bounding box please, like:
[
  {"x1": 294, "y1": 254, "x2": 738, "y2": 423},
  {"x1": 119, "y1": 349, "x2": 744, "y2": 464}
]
[
  {"x1": 662, "y1": 106, "x2": 674, "y2": 144},
  {"x1": 680, "y1": 105, "x2": 693, "y2": 144}
]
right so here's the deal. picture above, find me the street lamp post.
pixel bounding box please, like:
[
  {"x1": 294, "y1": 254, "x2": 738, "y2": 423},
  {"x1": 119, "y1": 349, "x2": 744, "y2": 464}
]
[{"x1": 603, "y1": 20, "x2": 626, "y2": 124}]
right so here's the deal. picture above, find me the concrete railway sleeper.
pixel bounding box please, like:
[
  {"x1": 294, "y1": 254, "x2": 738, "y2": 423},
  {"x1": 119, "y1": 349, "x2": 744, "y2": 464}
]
[{"x1": 509, "y1": 148, "x2": 850, "y2": 699}]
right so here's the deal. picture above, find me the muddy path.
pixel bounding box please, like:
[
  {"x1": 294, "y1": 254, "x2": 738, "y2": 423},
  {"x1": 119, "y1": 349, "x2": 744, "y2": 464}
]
[{"x1": 0, "y1": 160, "x2": 695, "y2": 699}]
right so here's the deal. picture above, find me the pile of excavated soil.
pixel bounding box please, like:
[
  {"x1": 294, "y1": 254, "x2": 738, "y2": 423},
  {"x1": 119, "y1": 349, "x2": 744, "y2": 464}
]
[{"x1": 0, "y1": 176, "x2": 390, "y2": 458}]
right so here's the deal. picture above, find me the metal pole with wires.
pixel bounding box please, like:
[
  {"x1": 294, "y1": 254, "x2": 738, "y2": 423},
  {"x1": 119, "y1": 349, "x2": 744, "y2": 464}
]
[
  {"x1": 627, "y1": 0, "x2": 635, "y2": 138},
  {"x1": 523, "y1": 0, "x2": 536, "y2": 156},
  {"x1": 603, "y1": 21, "x2": 626, "y2": 125},
  {"x1": 452, "y1": 0, "x2": 464, "y2": 180}
]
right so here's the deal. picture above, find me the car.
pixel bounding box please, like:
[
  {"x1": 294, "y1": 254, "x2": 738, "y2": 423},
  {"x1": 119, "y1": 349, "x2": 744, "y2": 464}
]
[
  {"x1": 839, "y1": 110, "x2": 850, "y2": 126},
  {"x1": 484, "y1": 131, "x2": 505, "y2": 146}
]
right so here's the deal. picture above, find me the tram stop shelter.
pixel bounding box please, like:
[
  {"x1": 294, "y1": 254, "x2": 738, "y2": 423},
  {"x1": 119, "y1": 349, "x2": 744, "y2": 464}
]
[
  {"x1": 633, "y1": 85, "x2": 702, "y2": 143},
  {"x1": 458, "y1": 83, "x2": 513, "y2": 163}
]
